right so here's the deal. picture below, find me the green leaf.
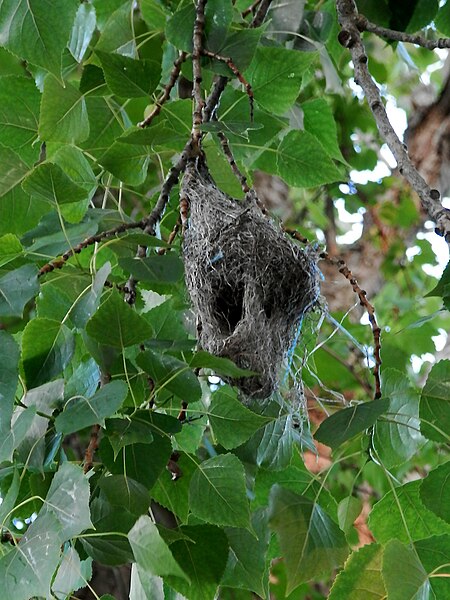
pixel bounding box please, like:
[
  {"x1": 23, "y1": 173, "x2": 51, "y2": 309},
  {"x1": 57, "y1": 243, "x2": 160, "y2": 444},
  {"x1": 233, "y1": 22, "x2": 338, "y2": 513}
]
[
  {"x1": 0, "y1": 264, "x2": 39, "y2": 317},
  {"x1": 337, "y1": 496, "x2": 363, "y2": 537},
  {"x1": 105, "y1": 416, "x2": 154, "y2": 459},
  {"x1": 140, "y1": 0, "x2": 169, "y2": 31},
  {"x1": 86, "y1": 289, "x2": 153, "y2": 348},
  {"x1": 137, "y1": 349, "x2": 202, "y2": 402},
  {"x1": 68, "y1": 3, "x2": 96, "y2": 63},
  {"x1": 0, "y1": 469, "x2": 20, "y2": 526},
  {"x1": 118, "y1": 255, "x2": 184, "y2": 284},
  {"x1": 22, "y1": 162, "x2": 87, "y2": 208},
  {"x1": 99, "y1": 141, "x2": 149, "y2": 185},
  {"x1": 368, "y1": 480, "x2": 450, "y2": 544},
  {"x1": 95, "y1": 1, "x2": 135, "y2": 56},
  {"x1": 41, "y1": 461, "x2": 92, "y2": 538},
  {"x1": 150, "y1": 453, "x2": 198, "y2": 523},
  {"x1": 22, "y1": 317, "x2": 75, "y2": 387},
  {"x1": 189, "y1": 453, "x2": 252, "y2": 529},
  {"x1": 221, "y1": 509, "x2": 270, "y2": 597},
  {"x1": 256, "y1": 413, "x2": 302, "y2": 470},
  {"x1": 39, "y1": 75, "x2": 90, "y2": 143},
  {"x1": 55, "y1": 380, "x2": 128, "y2": 434},
  {"x1": 0, "y1": 511, "x2": 62, "y2": 600},
  {"x1": 72, "y1": 262, "x2": 111, "y2": 329},
  {"x1": 420, "y1": 360, "x2": 450, "y2": 442},
  {"x1": 415, "y1": 534, "x2": 450, "y2": 599},
  {"x1": 328, "y1": 543, "x2": 385, "y2": 600},
  {"x1": 268, "y1": 485, "x2": 349, "y2": 593},
  {"x1": 100, "y1": 432, "x2": 173, "y2": 490},
  {"x1": 128, "y1": 515, "x2": 189, "y2": 581},
  {"x1": 302, "y1": 98, "x2": 345, "y2": 161},
  {"x1": 15, "y1": 379, "x2": 64, "y2": 470},
  {"x1": 99, "y1": 475, "x2": 151, "y2": 516},
  {"x1": 190, "y1": 351, "x2": 256, "y2": 378},
  {"x1": 382, "y1": 539, "x2": 430, "y2": 600},
  {"x1": 420, "y1": 461, "x2": 450, "y2": 524},
  {"x1": 277, "y1": 130, "x2": 343, "y2": 187},
  {"x1": 0, "y1": 76, "x2": 40, "y2": 165},
  {"x1": 210, "y1": 26, "x2": 265, "y2": 73},
  {"x1": 372, "y1": 369, "x2": 425, "y2": 468},
  {"x1": 314, "y1": 398, "x2": 389, "y2": 449},
  {"x1": 436, "y1": 2, "x2": 450, "y2": 36},
  {"x1": 246, "y1": 47, "x2": 316, "y2": 115},
  {"x1": 425, "y1": 261, "x2": 449, "y2": 299},
  {"x1": 406, "y1": 0, "x2": 439, "y2": 32},
  {"x1": 208, "y1": 386, "x2": 271, "y2": 449},
  {"x1": 0, "y1": 0, "x2": 79, "y2": 79},
  {"x1": 97, "y1": 50, "x2": 161, "y2": 98},
  {"x1": 0, "y1": 145, "x2": 31, "y2": 197},
  {"x1": 253, "y1": 459, "x2": 337, "y2": 518},
  {"x1": 166, "y1": 524, "x2": 229, "y2": 600},
  {"x1": 52, "y1": 547, "x2": 92, "y2": 600}
]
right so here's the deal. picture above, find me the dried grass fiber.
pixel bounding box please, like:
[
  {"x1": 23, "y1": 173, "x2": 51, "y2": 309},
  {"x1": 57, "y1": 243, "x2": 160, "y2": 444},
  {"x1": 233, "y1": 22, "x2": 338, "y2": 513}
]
[{"x1": 182, "y1": 160, "x2": 319, "y2": 399}]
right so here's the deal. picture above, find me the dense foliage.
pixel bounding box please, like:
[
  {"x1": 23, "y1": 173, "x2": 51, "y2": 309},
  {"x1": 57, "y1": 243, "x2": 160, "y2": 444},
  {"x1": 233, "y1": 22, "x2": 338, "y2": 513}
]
[{"x1": 0, "y1": 0, "x2": 449, "y2": 598}]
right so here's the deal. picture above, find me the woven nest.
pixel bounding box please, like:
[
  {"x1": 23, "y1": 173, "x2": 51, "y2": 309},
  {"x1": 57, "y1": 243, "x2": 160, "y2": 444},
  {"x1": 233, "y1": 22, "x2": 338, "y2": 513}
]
[{"x1": 182, "y1": 160, "x2": 320, "y2": 399}]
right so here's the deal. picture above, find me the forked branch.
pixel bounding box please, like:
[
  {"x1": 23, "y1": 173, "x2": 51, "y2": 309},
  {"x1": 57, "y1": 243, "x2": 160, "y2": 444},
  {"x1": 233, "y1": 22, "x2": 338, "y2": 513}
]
[{"x1": 336, "y1": 0, "x2": 450, "y2": 240}]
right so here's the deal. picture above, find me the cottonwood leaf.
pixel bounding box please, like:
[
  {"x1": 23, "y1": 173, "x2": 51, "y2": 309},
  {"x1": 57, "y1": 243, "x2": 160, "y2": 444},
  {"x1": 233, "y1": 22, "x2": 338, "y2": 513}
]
[
  {"x1": 277, "y1": 130, "x2": 343, "y2": 187},
  {"x1": 86, "y1": 289, "x2": 153, "y2": 348},
  {"x1": 0, "y1": 0, "x2": 78, "y2": 79},
  {"x1": 99, "y1": 141, "x2": 149, "y2": 185},
  {"x1": 68, "y1": 3, "x2": 96, "y2": 63},
  {"x1": 22, "y1": 317, "x2": 75, "y2": 388},
  {"x1": 208, "y1": 386, "x2": 271, "y2": 449},
  {"x1": 415, "y1": 534, "x2": 450, "y2": 599},
  {"x1": 190, "y1": 351, "x2": 256, "y2": 378},
  {"x1": 0, "y1": 511, "x2": 62, "y2": 600},
  {"x1": 420, "y1": 461, "x2": 450, "y2": 524},
  {"x1": 119, "y1": 255, "x2": 184, "y2": 284},
  {"x1": 0, "y1": 264, "x2": 39, "y2": 318},
  {"x1": 315, "y1": 398, "x2": 389, "y2": 449},
  {"x1": 39, "y1": 75, "x2": 90, "y2": 143},
  {"x1": 41, "y1": 461, "x2": 92, "y2": 539},
  {"x1": 0, "y1": 145, "x2": 30, "y2": 197},
  {"x1": 382, "y1": 539, "x2": 430, "y2": 600},
  {"x1": 328, "y1": 543, "x2": 385, "y2": 600},
  {"x1": 268, "y1": 485, "x2": 349, "y2": 593},
  {"x1": 302, "y1": 98, "x2": 346, "y2": 161},
  {"x1": 166, "y1": 524, "x2": 229, "y2": 600},
  {"x1": 369, "y1": 480, "x2": 450, "y2": 544},
  {"x1": 420, "y1": 360, "x2": 450, "y2": 442},
  {"x1": 128, "y1": 516, "x2": 189, "y2": 581},
  {"x1": 105, "y1": 417, "x2": 154, "y2": 459},
  {"x1": 0, "y1": 76, "x2": 40, "y2": 165},
  {"x1": 52, "y1": 547, "x2": 92, "y2": 600},
  {"x1": 373, "y1": 369, "x2": 425, "y2": 467},
  {"x1": 55, "y1": 380, "x2": 128, "y2": 434},
  {"x1": 246, "y1": 46, "x2": 316, "y2": 115},
  {"x1": 189, "y1": 453, "x2": 252, "y2": 529},
  {"x1": 137, "y1": 349, "x2": 201, "y2": 402},
  {"x1": 221, "y1": 509, "x2": 270, "y2": 597},
  {"x1": 100, "y1": 475, "x2": 151, "y2": 517},
  {"x1": 97, "y1": 50, "x2": 161, "y2": 98},
  {"x1": 22, "y1": 162, "x2": 87, "y2": 207},
  {"x1": 151, "y1": 453, "x2": 198, "y2": 523}
]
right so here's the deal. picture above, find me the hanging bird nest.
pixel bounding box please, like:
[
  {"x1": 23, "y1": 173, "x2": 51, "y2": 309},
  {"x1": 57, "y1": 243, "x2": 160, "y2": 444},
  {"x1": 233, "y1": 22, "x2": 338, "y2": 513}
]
[{"x1": 182, "y1": 159, "x2": 320, "y2": 399}]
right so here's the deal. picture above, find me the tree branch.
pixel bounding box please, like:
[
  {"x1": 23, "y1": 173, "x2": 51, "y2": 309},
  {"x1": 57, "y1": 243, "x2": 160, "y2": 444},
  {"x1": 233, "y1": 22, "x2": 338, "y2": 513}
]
[
  {"x1": 336, "y1": 0, "x2": 450, "y2": 240},
  {"x1": 192, "y1": 0, "x2": 207, "y2": 148},
  {"x1": 138, "y1": 51, "x2": 187, "y2": 129},
  {"x1": 358, "y1": 15, "x2": 450, "y2": 50}
]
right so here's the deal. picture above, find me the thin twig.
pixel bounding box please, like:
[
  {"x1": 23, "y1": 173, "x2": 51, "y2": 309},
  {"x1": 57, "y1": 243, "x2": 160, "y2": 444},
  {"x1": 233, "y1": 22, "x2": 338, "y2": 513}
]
[
  {"x1": 125, "y1": 139, "x2": 196, "y2": 303},
  {"x1": 84, "y1": 372, "x2": 111, "y2": 474},
  {"x1": 251, "y1": 0, "x2": 273, "y2": 27},
  {"x1": 284, "y1": 227, "x2": 382, "y2": 399},
  {"x1": 242, "y1": 0, "x2": 263, "y2": 19},
  {"x1": 38, "y1": 219, "x2": 147, "y2": 276},
  {"x1": 138, "y1": 51, "x2": 187, "y2": 128},
  {"x1": 192, "y1": 0, "x2": 207, "y2": 148},
  {"x1": 217, "y1": 130, "x2": 250, "y2": 192},
  {"x1": 336, "y1": 0, "x2": 450, "y2": 240},
  {"x1": 358, "y1": 15, "x2": 450, "y2": 50},
  {"x1": 158, "y1": 219, "x2": 181, "y2": 255},
  {"x1": 320, "y1": 250, "x2": 382, "y2": 400},
  {"x1": 201, "y1": 49, "x2": 254, "y2": 120}
]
